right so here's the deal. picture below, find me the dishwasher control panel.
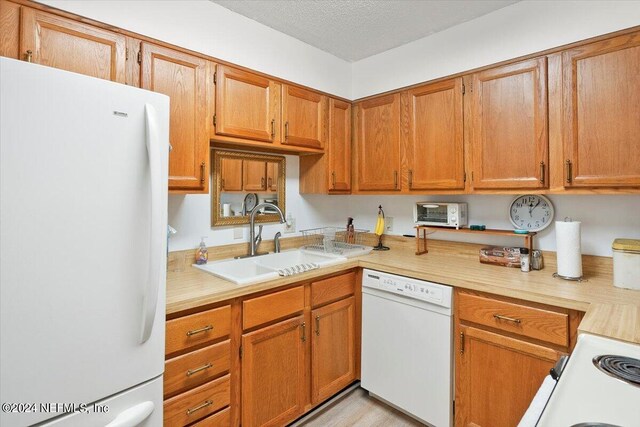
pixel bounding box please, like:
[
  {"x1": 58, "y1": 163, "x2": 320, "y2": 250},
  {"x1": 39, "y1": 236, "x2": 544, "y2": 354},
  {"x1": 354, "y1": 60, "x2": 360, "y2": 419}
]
[{"x1": 362, "y1": 269, "x2": 451, "y2": 308}]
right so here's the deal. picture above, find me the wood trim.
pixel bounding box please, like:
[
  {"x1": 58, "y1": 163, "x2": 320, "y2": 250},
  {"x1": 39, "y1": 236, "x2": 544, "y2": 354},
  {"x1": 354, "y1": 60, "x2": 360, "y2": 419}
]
[{"x1": 211, "y1": 150, "x2": 286, "y2": 227}]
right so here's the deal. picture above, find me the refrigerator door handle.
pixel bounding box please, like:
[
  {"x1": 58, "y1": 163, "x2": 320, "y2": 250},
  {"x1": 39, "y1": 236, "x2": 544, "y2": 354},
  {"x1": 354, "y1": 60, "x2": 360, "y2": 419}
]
[
  {"x1": 105, "y1": 401, "x2": 155, "y2": 427},
  {"x1": 140, "y1": 104, "x2": 163, "y2": 344}
]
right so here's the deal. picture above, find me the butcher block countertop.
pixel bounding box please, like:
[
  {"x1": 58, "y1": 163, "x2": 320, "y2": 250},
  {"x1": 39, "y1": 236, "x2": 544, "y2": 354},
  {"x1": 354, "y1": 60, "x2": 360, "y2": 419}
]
[{"x1": 167, "y1": 237, "x2": 640, "y2": 344}]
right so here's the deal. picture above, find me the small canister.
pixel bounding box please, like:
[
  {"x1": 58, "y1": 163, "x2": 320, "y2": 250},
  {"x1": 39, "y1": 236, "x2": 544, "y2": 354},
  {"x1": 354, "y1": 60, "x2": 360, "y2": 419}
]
[
  {"x1": 520, "y1": 248, "x2": 530, "y2": 272},
  {"x1": 612, "y1": 239, "x2": 640, "y2": 290},
  {"x1": 531, "y1": 250, "x2": 544, "y2": 270}
]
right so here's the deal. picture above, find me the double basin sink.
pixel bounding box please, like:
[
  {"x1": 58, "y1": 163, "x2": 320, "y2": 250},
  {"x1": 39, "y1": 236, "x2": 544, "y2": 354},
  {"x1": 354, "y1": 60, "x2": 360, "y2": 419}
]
[{"x1": 194, "y1": 249, "x2": 348, "y2": 285}]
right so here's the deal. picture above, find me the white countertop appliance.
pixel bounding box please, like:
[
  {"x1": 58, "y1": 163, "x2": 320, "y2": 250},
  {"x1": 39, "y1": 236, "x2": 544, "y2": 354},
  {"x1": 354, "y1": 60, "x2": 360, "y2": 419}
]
[
  {"x1": 361, "y1": 269, "x2": 453, "y2": 426},
  {"x1": 0, "y1": 58, "x2": 169, "y2": 426},
  {"x1": 537, "y1": 334, "x2": 640, "y2": 426},
  {"x1": 414, "y1": 202, "x2": 467, "y2": 229}
]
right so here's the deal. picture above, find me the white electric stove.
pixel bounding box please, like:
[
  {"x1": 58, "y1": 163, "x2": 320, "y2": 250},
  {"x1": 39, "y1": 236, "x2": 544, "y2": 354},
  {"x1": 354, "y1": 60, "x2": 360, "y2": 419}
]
[{"x1": 537, "y1": 334, "x2": 640, "y2": 427}]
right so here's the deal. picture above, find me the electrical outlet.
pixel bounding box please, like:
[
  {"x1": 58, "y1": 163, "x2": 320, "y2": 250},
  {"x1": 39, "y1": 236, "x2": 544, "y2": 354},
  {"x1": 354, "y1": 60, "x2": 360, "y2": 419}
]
[
  {"x1": 233, "y1": 227, "x2": 244, "y2": 240},
  {"x1": 385, "y1": 217, "x2": 394, "y2": 233},
  {"x1": 284, "y1": 217, "x2": 296, "y2": 234}
]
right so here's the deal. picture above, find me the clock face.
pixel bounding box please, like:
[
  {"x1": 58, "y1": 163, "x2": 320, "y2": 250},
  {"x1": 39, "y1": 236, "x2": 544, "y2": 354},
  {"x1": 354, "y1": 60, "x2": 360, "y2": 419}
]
[{"x1": 509, "y1": 195, "x2": 554, "y2": 231}]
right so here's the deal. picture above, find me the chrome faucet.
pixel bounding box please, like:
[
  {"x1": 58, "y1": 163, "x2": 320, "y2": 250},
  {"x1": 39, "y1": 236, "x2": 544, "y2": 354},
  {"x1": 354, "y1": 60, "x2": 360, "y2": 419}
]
[{"x1": 249, "y1": 203, "x2": 286, "y2": 257}]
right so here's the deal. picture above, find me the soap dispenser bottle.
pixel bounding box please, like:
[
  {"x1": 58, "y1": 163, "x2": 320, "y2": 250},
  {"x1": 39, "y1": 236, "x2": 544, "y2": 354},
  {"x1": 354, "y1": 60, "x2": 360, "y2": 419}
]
[{"x1": 195, "y1": 237, "x2": 208, "y2": 265}]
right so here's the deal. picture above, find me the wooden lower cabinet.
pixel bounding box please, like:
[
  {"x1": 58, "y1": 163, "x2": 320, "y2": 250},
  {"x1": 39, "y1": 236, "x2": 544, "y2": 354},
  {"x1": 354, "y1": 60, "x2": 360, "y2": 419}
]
[
  {"x1": 455, "y1": 325, "x2": 560, "y2": 427},
  {"x1": 242, "y1": 315, "x2": 307, "y2": 427},
  {"x1": 454, "y1": 290, "x2": 582, "y2": 427},
  {"x1": 311, "y1": 296, "x2": 356, "y2": 404}
]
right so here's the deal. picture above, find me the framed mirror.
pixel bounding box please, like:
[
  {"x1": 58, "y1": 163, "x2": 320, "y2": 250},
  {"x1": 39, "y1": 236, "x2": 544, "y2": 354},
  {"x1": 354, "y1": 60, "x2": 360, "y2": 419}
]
[{"x1": 211, "y1": 150, "x2": 286, "y2": 227}]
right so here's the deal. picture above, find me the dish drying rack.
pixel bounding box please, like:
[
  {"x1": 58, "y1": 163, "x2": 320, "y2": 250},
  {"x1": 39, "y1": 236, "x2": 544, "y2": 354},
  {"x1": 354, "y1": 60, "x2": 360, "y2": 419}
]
[{"x1": 300, "y1": 227, "x2": 370, "y2": 255}]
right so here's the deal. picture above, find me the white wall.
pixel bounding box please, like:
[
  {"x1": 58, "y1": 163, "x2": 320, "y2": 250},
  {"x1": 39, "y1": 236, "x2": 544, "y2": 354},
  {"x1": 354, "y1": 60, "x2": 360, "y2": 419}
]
[
  {"x1": 40, "y1": 0, "x2": 352, "y2": 98},
  {"x1": 352, "y1": 0, "x2": 640, "y2": 98}
]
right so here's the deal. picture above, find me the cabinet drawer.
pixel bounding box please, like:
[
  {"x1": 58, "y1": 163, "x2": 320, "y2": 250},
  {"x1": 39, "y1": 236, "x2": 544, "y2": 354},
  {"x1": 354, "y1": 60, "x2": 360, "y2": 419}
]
[
  {"x1": 457, "y1": 292, "x2": 568, "y2": 347},
  {"x1": 164, "y1": 375, "x2": 230, "y2": 427},
  {"x1": 311, "y1": 272, "x2": 355, "y2": 307},
  {"x1": 166, "y1": 306, "x2": 231, "y2": 356},
  {"x1": 190, "y1": 407, "x2": 230, "y2": 426},
  {"x1": 164, "y1": 340, "x2": 231, "y2": 398},
  {"x1": 243, "y1": 286, "x2": 304, "y2": 330}
]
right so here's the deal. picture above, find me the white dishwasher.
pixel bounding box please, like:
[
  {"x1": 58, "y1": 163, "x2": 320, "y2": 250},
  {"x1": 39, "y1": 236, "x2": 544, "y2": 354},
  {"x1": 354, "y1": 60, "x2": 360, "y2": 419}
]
[{"x1": 361, "y1": 269, "x2": 453, "y2": 427}]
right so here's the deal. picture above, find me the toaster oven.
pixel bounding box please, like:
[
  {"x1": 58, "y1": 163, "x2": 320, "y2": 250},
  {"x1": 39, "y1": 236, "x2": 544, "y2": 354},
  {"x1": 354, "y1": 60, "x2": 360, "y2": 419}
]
[{"x1": 414, "y1": 202, "x2": 467, "y2": 229}]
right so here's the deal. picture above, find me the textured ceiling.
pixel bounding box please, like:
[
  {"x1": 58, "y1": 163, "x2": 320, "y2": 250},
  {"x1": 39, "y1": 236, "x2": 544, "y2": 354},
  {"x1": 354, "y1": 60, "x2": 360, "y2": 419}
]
[{"x1": 211, "y1": 0, "x2": 519, "y2": 62}]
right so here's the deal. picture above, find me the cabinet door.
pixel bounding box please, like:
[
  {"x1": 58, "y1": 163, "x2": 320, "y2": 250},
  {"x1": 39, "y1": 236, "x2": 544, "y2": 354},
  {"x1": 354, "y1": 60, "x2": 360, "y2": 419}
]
[
  {"x1": 455, "y1": 325, "x2": 560, "y2": 427},
  {"x1": 311, "y1": 297, "x2": 356, "y2": 405},
  {"x1": 282, "y1": 85, "x2": 326, "y2": 148},
  {"x1": 243, "y1": 160, "x2": 267, "y2": 191},
  {"x1": 0, "y1": 0, "x2": 20, "y2": 59},
  {"x1": 328, "y1": 99, "x2": 352, "y2": 192},
  {"x1": 406, "y1": 78, "x2": 465, "y2": 190},
  {"x1": 141, "y1": 43, "x2": 209, "y2": 192},
  {"x1": 266, "y1": 162, "x2": 278, "y2": 192},
  {"x1": 215, "y1": 65, "x2": 279, "y2": 143},
  {"x1": 20, "y1": 8, "x2": 125, "y2": 83},
  {"x1": 470, "y1": 58, "x2": 548, "y2": 189},
  {"x1": 220, "y1": 158, "x2": 243, "y2": 191},
  {"x1": 356, "y1": 93, "x2": 401, "y2": 191},
  {"x1": 562, "y1": 32, "x2": 640, "y2": 187},
  {"x1": 242, "y1": 316, "x2": 306, "y2": 427}
]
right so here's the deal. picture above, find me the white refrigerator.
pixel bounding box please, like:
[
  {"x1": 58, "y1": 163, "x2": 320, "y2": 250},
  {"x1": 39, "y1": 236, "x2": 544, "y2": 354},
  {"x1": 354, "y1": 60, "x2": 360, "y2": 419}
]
[{"x1": 0, "y1": 58, "x2": 169, "y2": 426}]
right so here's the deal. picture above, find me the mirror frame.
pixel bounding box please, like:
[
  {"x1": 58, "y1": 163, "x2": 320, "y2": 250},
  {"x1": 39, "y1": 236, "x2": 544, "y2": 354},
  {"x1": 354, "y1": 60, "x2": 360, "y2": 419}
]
[{"x1": 211, "y1": 150, "x2": 286, "y2": 227}]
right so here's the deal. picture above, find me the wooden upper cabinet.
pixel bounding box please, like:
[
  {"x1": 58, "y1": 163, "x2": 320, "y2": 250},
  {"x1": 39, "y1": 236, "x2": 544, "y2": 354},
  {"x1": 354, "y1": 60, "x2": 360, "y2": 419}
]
[
  {"x1": 311, "y1": 297, "x2": 356, "y2": 405},
  {"x1": 140, "y1": 43, "x2": 209, "y2": 192},
  {"x1": 0, "y1": 0, "x2": 20, "y2": 59},
  {"x1": 562, "y1": 32, "x2": 640, "y2": 187},
  {"x1": 243, "y1": 160, "x2": 267, "y2": 191},
  {"x1": 282, "y1": 85, "x2": 327, "y2": 148},
  {"x1": 356, "y1": 93, "x2": 402, "y2": 191},
  {"x1": 215, "y1": 65, "x2": 279, "y2": 143},
  {"x1": 406, "y1": 78, "x2": 465, "y2": 190},
  {"x1": 266, "y1": 162, "x2": 278, "y2": 192},
  {"x1": 470, "y1": 57, "x2": 548, "y2": 189},
  {"x1": 328, "y1": 99, "x2": 352, "y2": 192},
  {"x1": 220, "y1": 158, "x2": 243, "y2": 191},
  {"x1": 20, "y1": 8, "x2": 125, "y2": 83},
  {"x1": 242, "y1": 316, "x2": 306, "y2": 427}
]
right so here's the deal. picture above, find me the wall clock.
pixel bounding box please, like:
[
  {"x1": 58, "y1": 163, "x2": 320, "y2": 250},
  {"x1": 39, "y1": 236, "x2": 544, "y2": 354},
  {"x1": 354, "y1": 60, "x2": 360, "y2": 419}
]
[{"x1": 509, "y1": 194, "x2": 554, "y2": 232}]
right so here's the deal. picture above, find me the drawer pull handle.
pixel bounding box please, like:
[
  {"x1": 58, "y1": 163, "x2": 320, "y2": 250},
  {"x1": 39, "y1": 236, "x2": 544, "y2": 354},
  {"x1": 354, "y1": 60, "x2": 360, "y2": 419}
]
[
  {"x1": 186, "y1": 363, "x2": 212, "y2": 376},
  {"x1": 186, "y1": 325, "x2": 213, "y2": 336},
  {"x1": 493, "y1": 314, "x2": 521, "y2": 324},
  {"x1": 315, "y1": 316, "x2": 320, "y2": 336},
  {"x1": 300, "y1": 322, "x2": 306, "y2": 342},
  {"x1": 270, "y1": 119, "x2": 276, "y2": 138},
  {"x1": 186, "y1": 400, "x2": 212, "y2": 416}
]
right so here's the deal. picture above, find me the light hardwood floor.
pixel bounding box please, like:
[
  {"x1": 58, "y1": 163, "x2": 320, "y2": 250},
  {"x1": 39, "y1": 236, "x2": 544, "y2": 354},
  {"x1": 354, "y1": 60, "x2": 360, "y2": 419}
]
[{"x1": 292, "y1": 387, "x2": 425, "y2": 427}]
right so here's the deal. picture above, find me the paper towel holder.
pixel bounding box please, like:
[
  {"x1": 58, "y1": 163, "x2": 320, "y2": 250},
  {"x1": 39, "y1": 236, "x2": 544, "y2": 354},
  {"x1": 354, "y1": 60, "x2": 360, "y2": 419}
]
[{"x1": 553, "y1": 217, "x2": 586, "y2": 281}]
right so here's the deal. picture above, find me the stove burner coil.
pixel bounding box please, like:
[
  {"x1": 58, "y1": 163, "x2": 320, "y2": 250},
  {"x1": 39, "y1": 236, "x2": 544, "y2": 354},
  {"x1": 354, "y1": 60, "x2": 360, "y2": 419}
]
[{"x1": 592, "y1": 354, "x2": 640, "y2": 387}]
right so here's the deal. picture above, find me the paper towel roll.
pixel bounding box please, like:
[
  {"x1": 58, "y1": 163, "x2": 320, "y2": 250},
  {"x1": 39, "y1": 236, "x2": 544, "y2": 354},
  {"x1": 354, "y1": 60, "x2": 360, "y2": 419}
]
[
  {"x1": 222, "y1": 203, "x2": 231, "y2": 217},
  {"x1": 556, "y1": 220, "x2": 582, "y2": 278}
]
